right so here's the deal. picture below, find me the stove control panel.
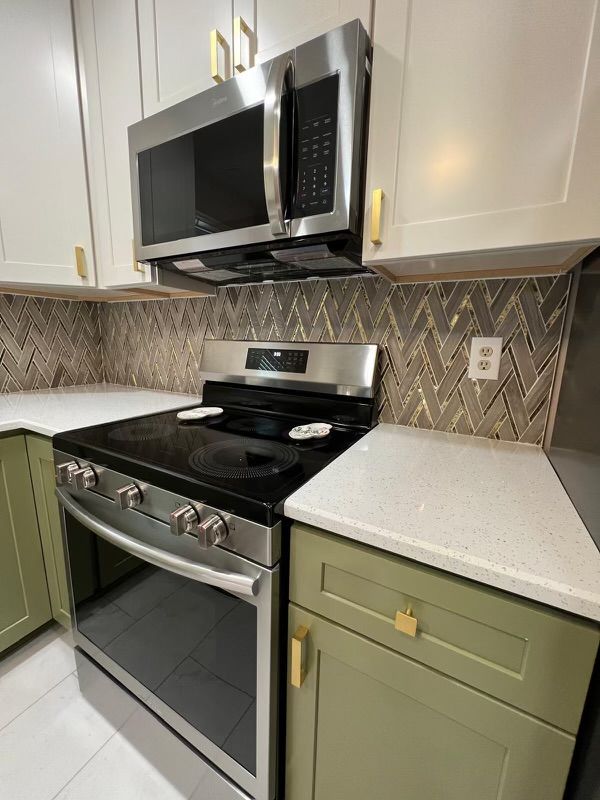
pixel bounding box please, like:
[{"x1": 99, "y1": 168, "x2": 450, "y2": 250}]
[{"x1": 245, "y1": 347, "x2": 309, "y2": 373}]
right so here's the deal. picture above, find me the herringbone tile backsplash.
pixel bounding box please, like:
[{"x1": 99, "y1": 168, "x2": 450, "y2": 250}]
[
  {"x1": 100, "y1": 275, "x2": 570, "y2": 445},
  {"x1": 0, "y1": 294, "x2": 103, "y2": 392}
]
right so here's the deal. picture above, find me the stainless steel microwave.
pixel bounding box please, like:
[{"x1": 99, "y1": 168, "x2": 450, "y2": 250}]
[{"x1": 128, "y1": 20, "x2": 371, "y2": 290}]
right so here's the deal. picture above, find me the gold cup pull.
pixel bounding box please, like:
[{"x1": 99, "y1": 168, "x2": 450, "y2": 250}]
[
  {"x1": 210, "y1": 28, "x2": 229, "y2": 84},
  {"x1": 395, "y1": 607, "x2": 418, "y2": 637},
  {"x1": 131, "y1": 239, "x2": 145, "y2": 273},
  {"x1": 370, "y1": 187, "x2": 384, "y2": 245},
  {"x1": 233, "y1": 16, "x2": 254, "y2": 73},
  {"x1": 290, "y1": 624, "x2": 309, "y2": 688}
]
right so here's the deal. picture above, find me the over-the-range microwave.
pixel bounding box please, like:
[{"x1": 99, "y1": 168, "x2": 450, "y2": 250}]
[{"x1": 128, "y1": 20, "x2": 372, "y2": 290}]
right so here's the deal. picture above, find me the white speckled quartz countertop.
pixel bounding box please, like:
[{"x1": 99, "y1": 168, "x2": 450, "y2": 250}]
[
  {"x1": 285, "y1": 423, "x2": 600, "y2": 622},
  {"x1": 0, "y1": 384, "x2": 200, "y2": 437}
]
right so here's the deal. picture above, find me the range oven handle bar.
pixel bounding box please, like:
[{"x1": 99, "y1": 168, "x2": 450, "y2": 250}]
[
  {"x1": 56, "y1": 488, "x2": 260, "y2": 597},
  {"x1": 263, "y1": 49, "x2": 294, "y2": 236}
]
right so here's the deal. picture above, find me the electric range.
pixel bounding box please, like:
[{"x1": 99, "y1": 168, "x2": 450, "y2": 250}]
[{"x1": 53, "y1": 339, "x2": 378, "y2": 800}]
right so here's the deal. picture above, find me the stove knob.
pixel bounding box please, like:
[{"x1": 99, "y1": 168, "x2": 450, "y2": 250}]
[
  {"x1": 170, "y1": 504, "x2": 199, "y2": 536},
  {"x1": 197, "y1": 514, "x2": 228, "y2": 549},
  {"x1": 72, "y1": 466, "x2": 97, "y2": 491},
  {"x1": 115, "y1": 483, "x2": 143, "y2": 510},
  {"x1": 55, "y1": 461, "x2": 79, "y2": 486}
]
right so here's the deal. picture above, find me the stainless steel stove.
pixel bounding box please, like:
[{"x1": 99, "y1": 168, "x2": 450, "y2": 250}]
[{"x1": 53, "y1": 340, "x2": 377, "y2": 800}]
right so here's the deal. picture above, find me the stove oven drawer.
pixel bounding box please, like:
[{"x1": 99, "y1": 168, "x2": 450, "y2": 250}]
[{"x1": 290, "y1": 523, "x2": 599, "y2": 733}]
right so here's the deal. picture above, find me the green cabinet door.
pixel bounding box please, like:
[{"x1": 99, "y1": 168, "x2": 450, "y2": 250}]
[
  {"x1": 0, "y1": 436, "x2": 52, "y2": 653},
  {"x1": 286, "y1": 604, "x2": 575, "y2": 800},
  {"x1": 26, "y1": 435, "x2": 70, "y2": 628}
]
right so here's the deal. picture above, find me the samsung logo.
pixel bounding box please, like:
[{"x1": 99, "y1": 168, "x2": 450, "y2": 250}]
[{"x1": 213, "y1": 96, "x2": 228, "y2": 106}]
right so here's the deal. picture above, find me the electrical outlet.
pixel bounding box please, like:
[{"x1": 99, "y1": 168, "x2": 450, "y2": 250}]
[{"x1": 468, "y1": 337, "x2": 502, "y2": 380}]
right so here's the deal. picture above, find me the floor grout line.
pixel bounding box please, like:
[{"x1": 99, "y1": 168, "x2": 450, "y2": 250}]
[
  {"x1": 47, "y1": 724, "x2": 124, "y2": 800},
  {"x1": 0, "y1": 667, "x2": 78, "y2": 734}
]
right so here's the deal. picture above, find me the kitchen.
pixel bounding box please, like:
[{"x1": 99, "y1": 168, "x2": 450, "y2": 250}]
[{"x1": 0, "y1": 2, "x2": 599, "y2": 799}]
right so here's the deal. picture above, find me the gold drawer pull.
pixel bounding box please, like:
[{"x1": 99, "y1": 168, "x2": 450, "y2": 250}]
[
  {"x1": 290, "y1": 624, "x2": 309, "y2": 688},
  {"x1": 132, "y1": 239, "x2": 145, "y2": 273},
  {"x1": 370, "y1": 187, "x2": 383, "y2": 245},
  {"x1": 74, "y1": 245, "x2": 87, "y2": 278},
  {"x1": 210, "y1": 28, "x2": 229, "y2": 84},
  {"x1": 395, "y1": 607, "x2": 418, "y2": 637},
  {"x1": 234, "y1": 16, "x2": 254, "y2": 73}
]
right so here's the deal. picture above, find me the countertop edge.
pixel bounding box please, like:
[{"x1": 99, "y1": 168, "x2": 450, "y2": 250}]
[{"x1": 284, "y1": 501, "x2": 600, "y2": 624}]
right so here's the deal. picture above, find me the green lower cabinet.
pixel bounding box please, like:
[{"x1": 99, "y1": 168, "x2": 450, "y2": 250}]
[
  {"x1": 286, "y1": 604, "x2": 575, "y2": 800},
  {"x1": 26, "y1": 435, "x2": 70, "y2": 628},
  {"x1": 0, "y1": 436, "x2": 52, "y2": 652}
]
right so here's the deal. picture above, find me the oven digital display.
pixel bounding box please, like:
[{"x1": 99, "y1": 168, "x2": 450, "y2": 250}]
[{"x1": 245, "y1": 348, "x2": 309, "y2": 373}]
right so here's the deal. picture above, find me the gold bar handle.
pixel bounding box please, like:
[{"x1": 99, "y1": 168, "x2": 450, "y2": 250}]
[
  {"x1": 290, "y1": 624, "x2": 309, "y2": 688},
  {"x1": 132, "y1": 239, "x2": 145, "y2": 273},
  {"x1": 210, "y1": 28, "x2": 229, "y2": 84},
  {"x1": 370, "y1": 187, "x2": 384, "y2": 245},
  {"x1": 233, "y1": 16, "x2": 254, "y2": 73},
  {"x1": 395, "y1": 607, "x2": 418, "y2": 637},
  {"x1": 74, "y1": 246, "x2": 87, "y2": 278}
]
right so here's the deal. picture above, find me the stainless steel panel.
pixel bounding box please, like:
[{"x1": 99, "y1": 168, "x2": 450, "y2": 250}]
[
  {"x1": 200, "y1": 339, "x2": 378, "y2": 398},
  {"x1": 53, "y1": 450, "x2": 281, "y2": 567}
]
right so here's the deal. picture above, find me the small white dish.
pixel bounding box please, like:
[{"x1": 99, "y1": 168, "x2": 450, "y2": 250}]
[
  {"x1": 289, "y1": 423, "x2": 332, "y2": 440},
  {"x1": 177, "y1": 407, "x2": 224, "y2": 421}
]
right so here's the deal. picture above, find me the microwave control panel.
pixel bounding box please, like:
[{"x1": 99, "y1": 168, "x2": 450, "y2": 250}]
[{"x1": 294, "y1": 74, "x2": 339, "y2": 218}]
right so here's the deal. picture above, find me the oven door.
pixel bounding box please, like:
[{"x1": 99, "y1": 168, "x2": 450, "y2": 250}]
[
  {"x1": 56, "y1": 487, "x2": 278, "y2": 800},
  {"x1": 129, "y1": 52, "x2": 294, "y2": 264}
]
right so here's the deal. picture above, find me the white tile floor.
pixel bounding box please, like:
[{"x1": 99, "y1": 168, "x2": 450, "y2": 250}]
[{"x1": 0, "y1": 625, "x2": 220, "y2": 799}]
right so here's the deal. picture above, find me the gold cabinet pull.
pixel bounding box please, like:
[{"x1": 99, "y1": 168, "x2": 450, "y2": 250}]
[
  {"x1": 132, "y1": 239, "x2": 145, "y2": 273},
  {"x1": 74, "y1": 246, "x2": 87, "y2": 278},
  {"x1": 290, "y1": 624, "x2": 309, "y2": 688},
  {"x1": 395, "y1": 607, "x2": 418, "y2": 637},
  {"x1": 233, "y1": 16, "x2": 254, "y2": 73},
  {"x1": 370, "y1": 187, "x2": 384, "y2": 245},
  {"x1": 210, "y1": 28, "x2": 229, "y2": 84}
]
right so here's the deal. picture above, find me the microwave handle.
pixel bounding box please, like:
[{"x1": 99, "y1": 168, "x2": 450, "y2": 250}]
[
  {"x1": 263, "y1": 50, "x2": 294, "y2": 236},
  {"x1": 56, "y1": 488, "x2": 260, "y2": 597}
]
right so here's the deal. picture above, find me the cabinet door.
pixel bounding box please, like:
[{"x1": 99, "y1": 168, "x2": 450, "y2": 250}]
[
  {"x1": 138, "y1": 0, "x2": 233, "y2": 116},
  {"x1": 0, "y1": 0, "x2": 95, "y2": 287},
  {"x1": 75, "y1": 0, "x2": 151, "y2": 289},
  {"x1": 363, "y1": 0, "x2": 600, "y2": 271},
  {"x1": 0, "y1": 437, "x2": 51, "y2": 653},
  {"x1": 26, "y1": 435, "x2": 70, "y2": 629},
  {"x1": 254, "y1": 0, "x2": 371, "y2": 63},
  {"x1": 286, "y1": 605, "x2": 575, "y2": 800}
]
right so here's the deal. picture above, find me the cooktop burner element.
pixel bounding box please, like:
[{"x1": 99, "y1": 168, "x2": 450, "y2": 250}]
[
  {"x1": 108, "y1": 421, "x2": 179, "y2": 443},
  {"x1": 189, "y1": 439, "x2": 300, "y2": 479}
]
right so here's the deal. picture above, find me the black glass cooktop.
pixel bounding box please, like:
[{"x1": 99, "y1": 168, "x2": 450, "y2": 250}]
[{"x1": 54, "y1": 405, "x2": 366, "y2": 526}]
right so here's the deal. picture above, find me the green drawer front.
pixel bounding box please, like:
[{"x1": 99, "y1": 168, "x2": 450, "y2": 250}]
[{"x1": 290, "y1": 524, "x2": 599, "y2": 733}]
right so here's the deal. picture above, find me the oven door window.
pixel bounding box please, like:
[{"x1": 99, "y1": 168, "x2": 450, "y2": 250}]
[
  {"x1": 65, "y1": 515, "x2": 257, "y2": 775},
  {"x1": 138, "y1": 104, "x2": 270, "y2": 246}
]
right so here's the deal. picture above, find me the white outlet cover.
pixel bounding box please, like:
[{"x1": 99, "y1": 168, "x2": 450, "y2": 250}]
[{"x1": 468, "y1": 337, "x2": 503, "y2": 380}]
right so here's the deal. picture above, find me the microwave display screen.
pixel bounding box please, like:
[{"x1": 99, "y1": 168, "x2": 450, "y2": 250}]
[{"x1": 245, "y1": 348, "x2": 309, "y2": 373}]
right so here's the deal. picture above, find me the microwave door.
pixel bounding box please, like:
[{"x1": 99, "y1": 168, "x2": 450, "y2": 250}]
[{"x1": 130, "y1": 56, "x2": 294, "y2": 264}]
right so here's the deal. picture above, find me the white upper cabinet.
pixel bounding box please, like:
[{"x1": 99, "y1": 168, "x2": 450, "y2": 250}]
[
  {"x1": 75, "y1": 0, "x2": 151, "y2": 288},
  {"x1": 363, "y1": 0, "x2": 600, "y2": 277},
  {"x1": 254, "y1": 0, "x2": 371, "y2": 63},
  {"x1": 0, "y1": 0, "x2": 95, "y2": 288},
  {"x1": 138, "y1": 0, "x2": 234, "y2": 116}
]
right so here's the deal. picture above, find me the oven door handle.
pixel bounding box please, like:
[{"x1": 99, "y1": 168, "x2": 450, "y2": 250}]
[
  {"x1": 263, "y1": 49, "x2": 294, "y2": 236},
  {"x1": 56, "y1": 488, "x2": 260, "y2": 597}
]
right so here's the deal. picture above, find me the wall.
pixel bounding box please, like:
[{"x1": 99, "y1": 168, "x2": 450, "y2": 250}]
[
  {"x1": 0, "y1": 294, "x2": 103, "y2": 392},
  {"x1": 100, "y1": 275, "x2": 570, "y2": 445}
]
